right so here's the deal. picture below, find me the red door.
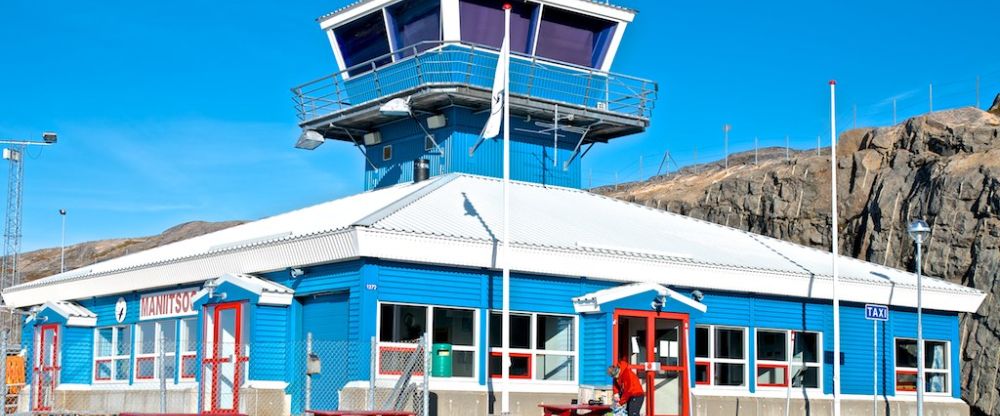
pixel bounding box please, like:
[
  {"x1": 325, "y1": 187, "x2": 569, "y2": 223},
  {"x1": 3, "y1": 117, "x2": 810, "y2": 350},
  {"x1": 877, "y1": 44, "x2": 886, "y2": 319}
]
[
  {"x1": 33, "y1": 324, "x2": 59, "y2": 411},
  {"x1": 613, "y1": 310, "x2": 690, "y2": 416},
  {"x1": 202, "y1": 302, "x2": 248, "y2": 414}
]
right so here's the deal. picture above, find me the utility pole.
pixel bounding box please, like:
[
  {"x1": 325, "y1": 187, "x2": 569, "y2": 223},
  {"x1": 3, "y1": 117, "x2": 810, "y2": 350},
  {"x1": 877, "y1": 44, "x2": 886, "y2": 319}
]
[
  {"x1": 929, "y1": 83, "x2": 934, "y2": 113},
  {"x1": 0, "y1": 132, "x2": 57, "y2": 340},
  {"x1": 723, "y1": 124, "x2": 731, "y2": 169},
  {"x1": 754, "y1": 136, "x2": 759, "y2": 165},
  {"x1": 59, "y1": 209, "x2": 67, "y2": 273},
  {"x1": 785, "y1": 135, "x2": 790, "y2": 162}
]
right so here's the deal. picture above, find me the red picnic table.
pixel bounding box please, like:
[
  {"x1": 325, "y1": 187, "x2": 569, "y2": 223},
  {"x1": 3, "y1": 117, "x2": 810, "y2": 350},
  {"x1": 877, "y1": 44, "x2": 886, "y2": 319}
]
[
  {"x1": 538, "y1": 403, "x2": 612, "y2": 416},
  {"x1": 308, "y1": 411, "x2": 415, "y2": 416}
]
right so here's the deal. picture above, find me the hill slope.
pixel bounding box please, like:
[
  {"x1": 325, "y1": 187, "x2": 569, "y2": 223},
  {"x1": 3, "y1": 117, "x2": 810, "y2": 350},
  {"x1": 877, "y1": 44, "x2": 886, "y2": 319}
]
[{"x1": 597, "y1": 106, "x2": 1000, "y2": 415}]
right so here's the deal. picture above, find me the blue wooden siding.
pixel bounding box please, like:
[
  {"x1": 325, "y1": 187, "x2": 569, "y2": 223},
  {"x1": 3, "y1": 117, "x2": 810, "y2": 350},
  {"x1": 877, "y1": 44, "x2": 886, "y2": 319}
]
[
  {"x1": 61, "y1": 326, "x2": 93, "y2": 384},
  {"x1": 249, "y1": 305, "x2": 290, "y2": 382}
]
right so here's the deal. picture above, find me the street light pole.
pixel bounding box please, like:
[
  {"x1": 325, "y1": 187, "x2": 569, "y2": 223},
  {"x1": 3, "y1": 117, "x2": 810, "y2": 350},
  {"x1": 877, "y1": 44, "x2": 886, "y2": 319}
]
[
  {"x1": 908, "y1": 219, "x2": 930, "y2": 416},
  {"x1": 59, "y1": 209, "x2": 66, "y2": 273}
]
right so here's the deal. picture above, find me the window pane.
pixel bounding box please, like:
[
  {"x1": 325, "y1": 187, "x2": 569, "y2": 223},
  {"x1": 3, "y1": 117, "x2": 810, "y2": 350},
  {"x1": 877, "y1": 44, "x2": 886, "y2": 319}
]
[
  {"x1": 756, "y1": 331, "x2": 786, "y2": 361},
  {"x1": 97, "y1": 328, "x2": 113, "y2": 357},
  {"x1": 489, "y1": 313, "x2": 531, "y2": 349},
  {"x1": 489, "y1": 354, "x2": 530, "y2": 378},
  {"x1": 380, "y1": 304, "x2": 427, "y2": 342},
  {"x1": 182, "y1": 355, "x2": 197, "y2": 378},
  {"x1": 116, "y1": 327, "x2": 131, "y2": 356},
  {"x1": 694, "y1": 327, "x2": 709, "y2": 358},
  {"x1": 137, "y1": 358, "x2": 155, "y2": 379},
  {"x1": 756, "y1": 366, "x2": 786, "y2": 386},
  {"x1": 926, "y1": 373, "x2": 947, "y2": 393},
  {"x1": 138, "y1": 322, "x2": 158, "y2": 354},
  {"x1": 163, "y1": 356, "x2": 176, "y2": 380},
  {"x1": 459, "y1": 0, "x2": 535, "y2": 53},
  {"x1": 452, "y1": 350, "x2": 475, "y2": 378},
  {"x1": 387, "y1": 0, "x2": 441, "y2": 56},
  {"x1": 694, "y1": 362, "x2": 709, "y2": 384},
  {"x1": 791, "y1": 365, "x2": 819, "y2": 388},
  {"x1": 433, "y1": 308, "x2": 474, "y2": 346},
  {"x1": 160, "y1": 320, "x2": 177, "y2": 354},
  {"x1": 115, "y1": 359, "x2": 130, "y2": 380},
  {"x1": 792, "y1": 332, "x2": 818, "y2": 363},
  {"x1": 715, "y1": 328, "x2": 744, "y2": 360},
  {"x1": 895, "y1": 339, "x2": 918, "y2": 368},
  {"x1": 96, "y1": 361, "x2": 111, "y2": 380},
  {"x1": 896, "y1": 372, "x2": 917, "y2": 391},
  {"x1": 926, "y1": 341, "x2": 947, "y2": 370},
  {"x1": 536, "y1": 315, "x2": 574, "y2": 351},
  {"x1": 534, "y1": 7, "x2": 616, "y2": 67},
  {"x1": 715, "y1": 363, "x2": 745, "y2": 386},
  {"x1": 334, "y1": 11, "x2": 392, "y2": 75},
  {"x1": 536, "y1": 355, "x2": 573, "y2": 381},
  {"x1": 181, "y1": 318, "x2": 198, "y2": 353}
]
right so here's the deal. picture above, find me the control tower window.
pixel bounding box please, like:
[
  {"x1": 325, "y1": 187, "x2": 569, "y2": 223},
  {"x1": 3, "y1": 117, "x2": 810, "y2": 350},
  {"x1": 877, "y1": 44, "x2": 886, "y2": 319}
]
[
  {"x1": 387, "y1": 0, "x2": 442, "y2": 57},
  {"x1": 534, "y1": 7, "x2": 616, "y2": 68},
  {"x1": 334, "y1": 11, "x2": 392, "y2": 76},
  {"x1": 459, "y1": 0, "x2": 536, "y2": 53}
]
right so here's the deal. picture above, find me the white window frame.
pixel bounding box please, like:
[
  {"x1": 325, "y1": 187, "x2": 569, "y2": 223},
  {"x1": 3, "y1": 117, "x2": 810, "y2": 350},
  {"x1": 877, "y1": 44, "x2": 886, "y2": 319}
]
[
  {"x1": 92, "y1": 325, "x2": 131, "y2": 383},
  {"x1": 178, "y1": 317, "x2": 198, "y2": 381},
  {"x1": 753, "y1": 328, "x2": 823, "y2": 391},
  {"x1": 375, "y1": 301, "x2": 479, "y2": 380},
  {"x1": 134, "y1": 319, "x2": 178, "y2": 383},
  {"x1": 694, "y1": 325, "x2": 748, "y2": 389},
  {"x1": 488, "y1": 310, "x2": 578, "y2": 384},
  {"x1": 893, "y1": 338, "x2": 950, "y2": 396}
]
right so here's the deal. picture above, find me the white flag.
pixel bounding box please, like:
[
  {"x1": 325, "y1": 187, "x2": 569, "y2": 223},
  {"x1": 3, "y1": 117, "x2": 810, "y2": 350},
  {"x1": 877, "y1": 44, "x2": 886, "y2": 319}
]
[{"x1": 480, "y1": 21, "x2": 509, "y2": 140}]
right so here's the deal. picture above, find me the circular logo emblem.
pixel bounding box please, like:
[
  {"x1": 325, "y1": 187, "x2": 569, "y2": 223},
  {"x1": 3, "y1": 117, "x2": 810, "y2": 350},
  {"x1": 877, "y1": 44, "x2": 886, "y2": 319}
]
[{"x1": 114, "y1": 297, "x2": 127, "y2": 323}]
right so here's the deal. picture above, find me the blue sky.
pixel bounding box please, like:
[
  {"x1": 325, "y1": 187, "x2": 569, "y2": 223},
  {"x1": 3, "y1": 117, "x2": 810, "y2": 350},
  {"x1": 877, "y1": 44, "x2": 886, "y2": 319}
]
[{"x1": 1, "y1": 0, "x2": 998, "y2": 250}]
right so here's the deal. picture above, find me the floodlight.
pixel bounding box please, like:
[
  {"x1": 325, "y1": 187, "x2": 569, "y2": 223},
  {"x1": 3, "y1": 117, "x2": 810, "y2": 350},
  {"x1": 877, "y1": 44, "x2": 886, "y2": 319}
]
[
  {"x1": 379, "y1": 97, "x2": 412, "y2": 117},
  {"x1": 295, "y1": 129, "x2": 325, "y2": 150},
  {"x1": 290, "y1": 268, "x2": 305, "y2": 278},
  {"x1": 42, "y1": 132, "x2": 57, "y2": 144}
]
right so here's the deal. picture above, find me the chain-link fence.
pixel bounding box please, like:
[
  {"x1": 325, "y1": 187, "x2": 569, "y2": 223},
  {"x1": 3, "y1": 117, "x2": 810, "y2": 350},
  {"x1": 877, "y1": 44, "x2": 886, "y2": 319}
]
[{"x1": 0, "y1": 333, "x2": 430, "y2": 416}]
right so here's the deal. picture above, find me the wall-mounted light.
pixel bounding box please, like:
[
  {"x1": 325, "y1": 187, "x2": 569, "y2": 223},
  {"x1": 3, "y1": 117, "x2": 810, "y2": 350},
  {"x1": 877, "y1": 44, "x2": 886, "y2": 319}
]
[
  {"x1": 203, "y1": 280, "x2": 227, "y2": 301},
  {"x1": 295, "y1": 129, "x2": 325, "y2": 150},
  {"x1": 691, "y1": 290, "x2": 704, "y2": 302},
  {"x1": 363, "y1": 131, "x2": 382, "y2": 146},
  {"x1": 426, "y1": 114, "x2": 447, "y2": 130},
  {"x1": 290, "y1": 268, "x2": 305, "y2": 278}
]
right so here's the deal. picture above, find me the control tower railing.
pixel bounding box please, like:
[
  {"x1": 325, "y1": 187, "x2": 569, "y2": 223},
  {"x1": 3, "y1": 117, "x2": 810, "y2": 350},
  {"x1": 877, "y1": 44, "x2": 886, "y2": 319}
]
[{"x1": 292, "y1": 41, "x2": 657, "y2": 124}]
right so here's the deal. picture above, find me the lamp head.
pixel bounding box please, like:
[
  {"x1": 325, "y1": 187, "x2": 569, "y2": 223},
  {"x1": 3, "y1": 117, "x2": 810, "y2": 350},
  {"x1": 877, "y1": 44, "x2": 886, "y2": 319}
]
[
  {"x1": 907, "y1": 219, "x2": 931, "y2": 244},
  {"x1": 42, "y1": 132, "x2": 57, "y2": 144},
  {"x1": 691, "y1": 290, "x2": 704, "y2": 302},
  {"x1": 295, "y1": 129, "x2": 325, "y2": 150},
  {"x1": 379, "y1": 97, "x2": 412, "y2": 117}
]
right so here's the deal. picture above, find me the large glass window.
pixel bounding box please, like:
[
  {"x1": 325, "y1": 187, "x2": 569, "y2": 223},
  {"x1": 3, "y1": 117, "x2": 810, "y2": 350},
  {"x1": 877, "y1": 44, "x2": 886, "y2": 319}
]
[
  {"x1": 755, "y1": 329, "x2": 822, "y2": 389},
  {"x1": 534, "y1": 7, "x2": 616, "y2": 67},
  {"x1": 489, "y1": 311, "x2": 576, "y2": 382},
  {"x1": 378, "y1": 303, "x2": 477, "y2": 378},
  {"x1": 135, "y1": 320, "x2": 177, "y2": 381},
  {"x1": 694, "y1": 326, "x2": 746, "y2": 387},
  {"x1": 895, "y1": 338, "x2": 949, "y2": 394},
  {"x1": 459, "y1": 0, "x2": 536, "y2": 53},
  {"x1": 179, "y1": 318, "x2": 198, "y2": 380},
  {"x1": 334, "y1": 11, "x2": 392, "y2": 75},
  {"x1": 94, "y1": 326, "x2": 131, "y2": 382},
  {"x1": 387, "y1": 0, "x2": 441, "y2": 56}
]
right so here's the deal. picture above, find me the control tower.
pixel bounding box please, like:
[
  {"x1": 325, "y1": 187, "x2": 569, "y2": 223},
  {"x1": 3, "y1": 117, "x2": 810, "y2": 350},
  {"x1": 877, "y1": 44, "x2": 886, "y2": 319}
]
[{"x1": 292, "y1": 0, "x2": 657, "y2": 190}]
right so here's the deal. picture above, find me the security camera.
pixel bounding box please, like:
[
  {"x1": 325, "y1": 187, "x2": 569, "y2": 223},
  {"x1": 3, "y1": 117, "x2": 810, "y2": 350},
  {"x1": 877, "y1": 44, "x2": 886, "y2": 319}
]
[
  {"x1": 651, "y1": 296, "x2": 665, "y2": 312},
  {"x1": 42, "y1": 132, "x2": 57, "y2": 144},
  {"x1": 691, "y1": 290, "x2": 704, "y2": 302},
  {"x1": 290, "y1": 268, "x2": 305, "y2": 278}
]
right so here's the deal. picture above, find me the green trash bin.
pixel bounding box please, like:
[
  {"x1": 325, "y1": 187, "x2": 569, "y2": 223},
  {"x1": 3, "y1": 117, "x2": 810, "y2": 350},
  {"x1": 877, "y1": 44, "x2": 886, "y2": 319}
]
[{"x1": 431, "y1": 343, "x2": 453, "y2": 377}]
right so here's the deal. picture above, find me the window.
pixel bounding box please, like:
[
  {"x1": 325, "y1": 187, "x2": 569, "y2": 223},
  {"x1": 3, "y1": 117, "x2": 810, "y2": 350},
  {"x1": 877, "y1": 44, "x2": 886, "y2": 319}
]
[
  {"x1": 489, "y1": 311, "x2": 576, "y2": 382},
  {"x1": 334, "y1": 11, "x2": 392, "y2": 76},
  {"x1": 179, "y1": 318, "x2": 198, "y2": 379},
  {"x1": 755, "y1": 329, "x2": 822, "y2": 389},
  {"x1": 424, "y1": 135, "x2": 435, "y2": 151},
  {"x1": 694, "y1": 326, "x2": 746, "y2": 387},
  {"x1": 534, "y1": 7, "x2": 616, "y2": 68},
  {"x1": 94, "y1": 326, "x2": 131, "y2": 382},
  {"x1": 383, "y1": 145, "x2": 393, "y2": 161},
  {"x1": 895, "y1": 338, "x2": 949, "y2": 394},
  {"x1": 459, "y1": 0, "x2": 536, "y2": 53},
  {"x1": 135, "y1": 320, "x2": 177, "y2": 381},
  {"x1": 387, "y1": 0, "x2": 441, "y2": 57},
  {"x1": 378, "y1": 303, "x2": 476, "y2": 378}
]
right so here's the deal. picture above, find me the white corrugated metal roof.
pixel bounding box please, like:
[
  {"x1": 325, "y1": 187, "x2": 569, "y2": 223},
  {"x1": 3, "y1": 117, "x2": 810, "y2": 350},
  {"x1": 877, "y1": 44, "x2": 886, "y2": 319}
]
[{"x1": 3, "y1": 173, "x2": 985, "y2": 313}]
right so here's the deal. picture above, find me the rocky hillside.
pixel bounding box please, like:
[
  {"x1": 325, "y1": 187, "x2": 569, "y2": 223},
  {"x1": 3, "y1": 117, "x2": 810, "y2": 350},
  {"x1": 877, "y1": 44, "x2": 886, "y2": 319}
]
[
  {"x1": 597, "y1": 102, "x2": 1000, "y2": 415},
  {"x1": 18, "y1": 220, "x2": 245, "y2": 283}
]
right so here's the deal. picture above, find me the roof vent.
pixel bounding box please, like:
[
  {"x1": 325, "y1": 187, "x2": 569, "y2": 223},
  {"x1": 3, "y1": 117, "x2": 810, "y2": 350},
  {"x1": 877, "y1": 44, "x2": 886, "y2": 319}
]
[{"x1": 414, "y1": 159, "x2": 430, "y2": 183}]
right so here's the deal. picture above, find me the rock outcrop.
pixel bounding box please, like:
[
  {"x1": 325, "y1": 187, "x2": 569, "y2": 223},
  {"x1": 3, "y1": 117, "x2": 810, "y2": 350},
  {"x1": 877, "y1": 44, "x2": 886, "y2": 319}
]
[{"x1": 596, "y1": 106, "x2": 1000, "y2": 415}]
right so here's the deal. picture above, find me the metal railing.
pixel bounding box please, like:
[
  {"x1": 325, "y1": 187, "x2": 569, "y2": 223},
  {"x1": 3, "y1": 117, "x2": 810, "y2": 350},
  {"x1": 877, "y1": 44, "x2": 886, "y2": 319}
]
[{"x1": 292, "y1": 41, "x2": 658, "y2": 123}]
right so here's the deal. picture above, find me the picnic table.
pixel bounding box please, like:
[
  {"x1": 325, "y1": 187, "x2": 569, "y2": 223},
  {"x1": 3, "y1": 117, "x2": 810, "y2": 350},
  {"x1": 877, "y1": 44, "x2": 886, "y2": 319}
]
[
  {"x1": 538, "y1": 403, "x2": 612, "y2": 416},
  {"x1": 308, "y1": 410, "x2": 415, "y2": 416}
]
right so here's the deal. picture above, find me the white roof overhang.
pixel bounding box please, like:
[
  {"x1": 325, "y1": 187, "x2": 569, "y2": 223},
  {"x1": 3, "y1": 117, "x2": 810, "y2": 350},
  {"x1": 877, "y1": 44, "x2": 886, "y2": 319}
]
[
  {"x1": 30, "y1": 301, "x2": 97, "y2": 327},
  {"x1": 192, "y1": 273, "x2": 295, "y2": 306},
  {"x1": 572, "y1": 282, "x2": 708, "y2": 314}
]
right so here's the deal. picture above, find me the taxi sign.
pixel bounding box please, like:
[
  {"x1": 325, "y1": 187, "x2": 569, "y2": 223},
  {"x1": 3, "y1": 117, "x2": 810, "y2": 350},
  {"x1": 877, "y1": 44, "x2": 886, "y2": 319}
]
[{"x1": 865, "y1": 304, "x2": 889, "y2": 321}]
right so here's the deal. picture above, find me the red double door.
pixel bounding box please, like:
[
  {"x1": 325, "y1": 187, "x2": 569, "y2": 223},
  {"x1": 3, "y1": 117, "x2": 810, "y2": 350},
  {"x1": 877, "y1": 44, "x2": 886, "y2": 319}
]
[
  {"x1": 202, "y1": 302, "x2": 248, "y2": 414},
  {"x1": 33, "y1": 324, "x2": 59, "y2": 411},
  {"x1": 613, "y1": 310, "x2": 690, "y2": 416}
]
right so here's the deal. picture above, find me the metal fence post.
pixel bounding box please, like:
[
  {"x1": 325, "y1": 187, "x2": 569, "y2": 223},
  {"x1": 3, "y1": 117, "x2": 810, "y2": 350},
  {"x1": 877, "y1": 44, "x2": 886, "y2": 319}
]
[
  {"x1": 369, "y1": 336, "x2": 376, "y2": 411},
  {"x1": 423, "y1": 333, "x2": 430, "y2": 416},
  {"x1": 306, "y1": 332, "x2": 312, "y2": 412},
  {"x1": 1, "y1": 330, "x2": 7, "y2": 416},
  {"x1": 159, "y1": 335, "x2": 167, "y2": 413}
]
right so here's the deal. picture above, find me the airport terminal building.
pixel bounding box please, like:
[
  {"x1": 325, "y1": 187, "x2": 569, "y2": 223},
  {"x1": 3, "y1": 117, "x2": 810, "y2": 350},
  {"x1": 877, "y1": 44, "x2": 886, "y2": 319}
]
[{"x1": 2, "y1": 0, "x2": 986, "y2": 415}]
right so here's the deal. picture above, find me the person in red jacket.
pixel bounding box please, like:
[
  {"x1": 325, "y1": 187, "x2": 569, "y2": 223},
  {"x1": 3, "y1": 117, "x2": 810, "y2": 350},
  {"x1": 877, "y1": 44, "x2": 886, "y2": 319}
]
[{"x1": 608, "y1": 360, "x2": 645, "y2": 416}]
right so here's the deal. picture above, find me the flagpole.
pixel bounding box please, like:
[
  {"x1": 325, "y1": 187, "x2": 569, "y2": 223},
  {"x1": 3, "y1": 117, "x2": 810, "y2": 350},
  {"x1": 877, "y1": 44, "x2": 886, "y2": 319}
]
[
  {"x1": 830, "y1": 80, "x2": 842, "y2": 416},
  {"x1": 501, "y1": 3, "x2": 512, "y2": 415}
]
